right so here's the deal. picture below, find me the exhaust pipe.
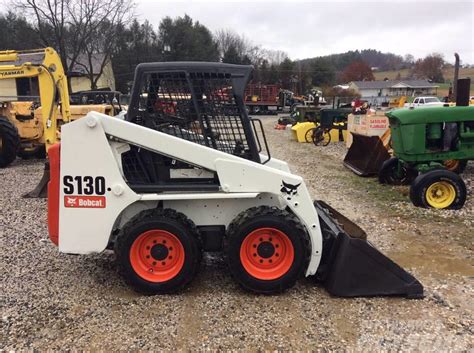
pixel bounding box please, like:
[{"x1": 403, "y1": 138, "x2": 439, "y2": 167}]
[{"x1": 315, "y1": 201, "x2": 424, "y2": 298}]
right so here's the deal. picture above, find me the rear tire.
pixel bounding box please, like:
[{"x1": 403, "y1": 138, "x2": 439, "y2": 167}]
[
  {"x1": 225, "y1": 206, "x2": 310, "y2": 294},
  {"x1": 409, "y1": 170, "x2": 466, "y2": 209},
  {"x1": 114, "y1": 208, "x2": 202, "y2": 294},
  {"x1": 378, "y1": 157, "x2": 417, "y2": 185},
  {"x1": 0, "y1": 116, "x2": 20, "y2": 168}
]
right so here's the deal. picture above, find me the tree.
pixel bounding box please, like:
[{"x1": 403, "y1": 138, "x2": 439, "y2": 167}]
[
  {"x1": 0, "y1": 12, "x2": 41, "y2": 50},
  {"x1": 278, "y1": 58, "x2": 295, "y2": 89},
  {"x1": 222, "y1": 44, "x2": 243, "y2": 64},
  {"x1": 158, "y1": 15, "x2": 219, "y2": 61},
  {"x1": 215, "y1": 29, "x2": 250, "y2": 62},
  {"x1": 15, "y1": 0, "x2": 135, "y2": 91},
  {"x1": 340, "y1": 60, "x2": 374, "y2": 82},
  {"x1": 412, "y1": 53, "x2": 445, "y2": 82},
  {"x1": 310, "y1": 58, "x2": 336, "y2": 87}
]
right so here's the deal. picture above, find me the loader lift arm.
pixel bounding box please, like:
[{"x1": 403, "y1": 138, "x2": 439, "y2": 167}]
[{"x1": 0, "y1": 47, "x2": 71, "y2": 150}]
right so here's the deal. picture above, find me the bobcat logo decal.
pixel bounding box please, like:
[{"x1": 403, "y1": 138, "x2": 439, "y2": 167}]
[
  {"x1": 66, "y1": 197, "x2": 77, "y2": 206},
  {"x1": 280, "y1": 180, "x2": 301, "y2": 196}
]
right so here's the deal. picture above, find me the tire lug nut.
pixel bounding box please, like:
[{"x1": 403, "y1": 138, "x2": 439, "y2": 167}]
[
  {"x1": 161, "y1": 261, "x2": 166, "y2": 266},
  {"x1": 152, "y1": 261, "x2": 157, "y2": 266}
]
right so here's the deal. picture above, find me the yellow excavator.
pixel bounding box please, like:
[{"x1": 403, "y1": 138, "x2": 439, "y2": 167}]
[
  {"x1": 0, "y1": 47, "x2": 120, "y2": 196},
  {"x1": 0, "y1": 47, "x2": 71, "y2": 170}
]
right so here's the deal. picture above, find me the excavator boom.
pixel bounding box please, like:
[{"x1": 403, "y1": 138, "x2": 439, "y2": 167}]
[{"x1": 0, "y1": 47, "x2": 71, "y2": 150}]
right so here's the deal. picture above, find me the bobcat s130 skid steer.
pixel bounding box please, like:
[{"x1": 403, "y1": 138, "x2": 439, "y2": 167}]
[{"x1": 47, "y1": 63, "x2": 423, "y2": 297}]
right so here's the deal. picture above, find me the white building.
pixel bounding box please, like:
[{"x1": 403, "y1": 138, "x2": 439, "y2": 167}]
[{"x1": 348, "y1": 79, "x2": 439, "y2": 105}]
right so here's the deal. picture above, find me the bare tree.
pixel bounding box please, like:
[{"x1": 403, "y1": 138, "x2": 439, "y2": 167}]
[
  {"x1": 15, "y1": 0, "x2": 135, "y2": 90},
  {"x1": 214, "y1": 29, "x2": 251, "y2": 61}
]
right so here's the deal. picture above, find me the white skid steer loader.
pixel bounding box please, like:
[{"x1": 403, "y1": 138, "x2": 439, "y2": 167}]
[{"x1": 47, "y1": 63, "x2": 423, "y2": 297}]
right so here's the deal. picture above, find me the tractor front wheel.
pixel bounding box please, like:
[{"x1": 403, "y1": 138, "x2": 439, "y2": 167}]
[
  {"x1": 312, "y1": 127, "x2": 331, "y2": 146},
  {"x1": 225, "y1": 206, "x2": 310, "y2": 294},
  {"x1": 379, "y1": 157, "x2": 417, "y2": 185},
  {"x1": 304, "y1": 127, "x2": 315, "y2": 143},
  {"x1": 0, "y1": 116, "x2": 20, "y2": 168},
  {"x1": 409, "y1": 170, "x2": 466, "y2": 209},
  {"x1": 114, "y1": 208, "x2": 202, "y2": 294}
]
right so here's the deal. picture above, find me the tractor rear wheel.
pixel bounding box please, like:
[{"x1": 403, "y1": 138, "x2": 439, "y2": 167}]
[
  {"x1": 0, "y1": 116, "x2": 20, "y2": 168},
  {"x1": 379, "y1": 157, "x2": 417, "y2": 185},
  {"x1": 409, "y1": 170, "x2": 466, "y2": 209},
  {"x1": 443, "y1": 159, "x2": 468, "y2": 174},
  {"x1": 114, "y1": 208, "x2": 202, "y2": 294},
  {"x1": 225, "y1": 206, "x2": 310, "y2": 294},
  {"x1": 312, "y1": 127, "x2": 331, "y2": 146}
]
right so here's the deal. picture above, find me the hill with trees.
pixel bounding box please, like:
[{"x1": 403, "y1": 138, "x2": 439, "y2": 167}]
[{"x1": 0, "y1": 8, "x2": 467, "y2": 94}]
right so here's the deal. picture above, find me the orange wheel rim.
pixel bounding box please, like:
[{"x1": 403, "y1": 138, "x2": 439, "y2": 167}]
[
  {"x1": 130, "y1": 230, "x2": 185, "y2": 282},
  {"x1": 240, "y1": 228, "x2": 294, "y2": 280}
]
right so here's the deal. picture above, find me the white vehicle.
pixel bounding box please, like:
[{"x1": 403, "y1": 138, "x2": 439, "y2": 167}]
[
  {"x1": 404, "y1": 96, "x2": 445, "y2": 108},
  {"x1": 47, "y1": 62, "x2": 423, "y2": 297}
]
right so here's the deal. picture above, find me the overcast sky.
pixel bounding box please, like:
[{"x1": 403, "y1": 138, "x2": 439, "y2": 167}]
[{"x1": 136, "y1": 0, "x2": 474, "y2": 64}]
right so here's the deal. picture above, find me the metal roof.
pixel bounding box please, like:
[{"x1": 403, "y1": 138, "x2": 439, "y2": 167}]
[{"x1": 351, "y1": 80, "x2": 439, "y2": 90}]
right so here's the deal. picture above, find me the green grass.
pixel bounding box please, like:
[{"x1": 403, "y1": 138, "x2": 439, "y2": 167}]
[{"x1": 373, "y1": 67, "x2": 474, "y2": 82}]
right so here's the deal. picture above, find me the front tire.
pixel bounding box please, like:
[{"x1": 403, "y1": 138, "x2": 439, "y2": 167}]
[
  {"x1": 312, "y1": 127, "x2": 331, "y2": 146},
  {"x1": 0, "y1": 116, "x2": 20, "y2": 168},
  {"x1": 225, "y1": 206, "x2": 310, "y2": 294},
  {"x1": 409, "y1": 170, "x2": 466, "y2": 209},
  {"x1": 305, "y1": 127, "x2": 315, "y2": 143},
  {"x1": 114, "y1": 208, "x2": 202, "y2": 294}
]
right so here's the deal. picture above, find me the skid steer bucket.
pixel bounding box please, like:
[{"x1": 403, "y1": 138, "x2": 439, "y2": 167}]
[
  {"x1": 315, "y1": 201, "x2": 424, "y2": 298},
  {"x1": 343, "y1": 133, "x2": 391, "y2": 176},
  {"x1": 23, "y1": 162, "x2": 49, "y2": 198}
]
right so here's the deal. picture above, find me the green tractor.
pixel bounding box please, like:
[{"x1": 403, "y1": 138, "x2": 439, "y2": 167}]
[{"x1": 379, "y1": 104, "x2": 473, "y2": 209}]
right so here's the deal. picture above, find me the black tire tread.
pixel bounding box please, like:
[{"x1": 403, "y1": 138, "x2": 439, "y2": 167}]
[
  {"x1": 0, "y1": 116, "x2": 20, "y2": 168},
  {"x1": 224, "y1": 206, "x2": 311, "y2": 294},
  {"x1": 114, "y1": 208, "x2": 202, "y2": 294},
  {"x1": 409, "y1": 170, "x2": 467, "y2": 210}
]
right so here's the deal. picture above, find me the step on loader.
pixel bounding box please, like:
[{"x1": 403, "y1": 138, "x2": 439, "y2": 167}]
[{"x1": 48, "y1": 62, "x2": 423, "y2": 297}]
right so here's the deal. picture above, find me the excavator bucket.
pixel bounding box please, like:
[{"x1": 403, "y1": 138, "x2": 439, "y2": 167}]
[
  {"x1": 315, "y1": 201, "x2": 423, "y2": 298},
  {"x1": 23, "y1": 162, "x2": 49, "y2": 198},
  {"x1": 343, "y1": 132, "x2": 391, "y2": 176}
]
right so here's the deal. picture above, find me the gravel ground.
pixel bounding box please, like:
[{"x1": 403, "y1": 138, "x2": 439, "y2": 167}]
[{"x1": 1, "y1": 115, "x2": 473, "y2": 350}]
